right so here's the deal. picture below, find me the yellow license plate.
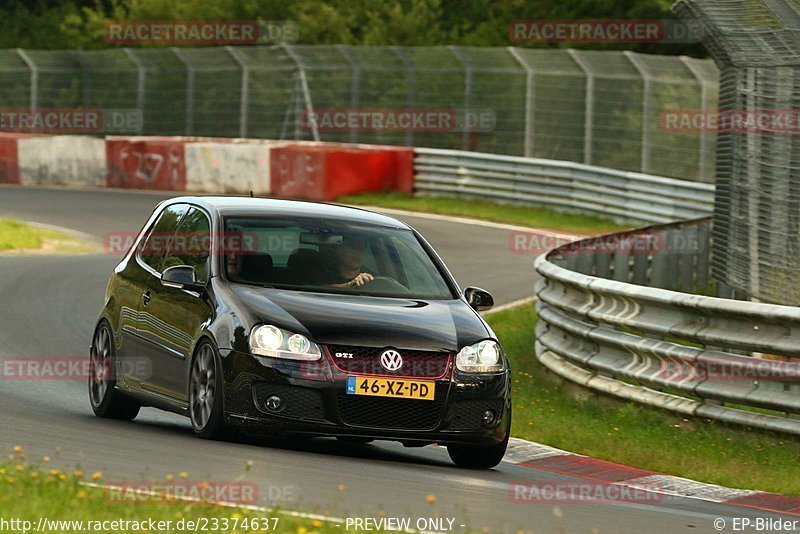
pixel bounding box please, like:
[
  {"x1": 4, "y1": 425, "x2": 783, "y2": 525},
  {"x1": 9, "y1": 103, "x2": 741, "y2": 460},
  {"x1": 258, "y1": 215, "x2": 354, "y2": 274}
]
[{"x1": 346, "y1": 376, "x2": 435, "y2": 401}]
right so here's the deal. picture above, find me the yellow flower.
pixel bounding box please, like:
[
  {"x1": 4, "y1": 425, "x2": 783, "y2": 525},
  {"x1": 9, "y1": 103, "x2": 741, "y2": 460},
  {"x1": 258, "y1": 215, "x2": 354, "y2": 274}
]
[
  {"x1": 91, "y1": 472, "x2": 103, "y2": 481},
  {"x1": 49, "y1": 469, "x2": 59, "y2": 477},
  {"x1": 6, "y1": 477, "x2": 15, "y2": 485},
  {"x1": 58, "y1": 474, "x2": 67, "y2": 481},
  {"x1": 12, "y1": 446, "x2": 22, "y2": 453},
  {"x1": 76, "y1": 490, "x2": 87, "y2": 499},
  {"x1": 337, "y1": 484, "x2": 345, "y2": 492},
  {"x1": 166, "y1": 474, "x2": 174, "y2": 481},
  {"x1": 178, "y1": 472, "x2": 188, "y2": 479},
  {"x1": 73, "y1": 470, "x2": 84, "y2": 478},
  {"x1": 425, "y1": 494, "x2": 437, "y2": 505},
  {"x1": 14, "y1": 465, "x2": 24, "y2": 473},
  {"x1": 42, "y1": 456, "x2": 50, "y2": 463},
  {"x1": 29, "y1": 472, "x2": 38, "y2": 479},
  {"x1": 311, "y1": 520, "x2": 322, "y2": 528}
]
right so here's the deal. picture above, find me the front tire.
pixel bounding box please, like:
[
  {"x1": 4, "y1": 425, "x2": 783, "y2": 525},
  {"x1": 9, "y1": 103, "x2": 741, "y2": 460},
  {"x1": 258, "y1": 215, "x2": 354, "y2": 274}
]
[
  {"x1": 88, "y1": 322, "x2": 140, "y2": 420},
  {"x1": 447, "y1": 434, "x2": 509, "y2": 469},
  {"x1": 189, "y1": 341, "x2": 228, "y2": 439}
]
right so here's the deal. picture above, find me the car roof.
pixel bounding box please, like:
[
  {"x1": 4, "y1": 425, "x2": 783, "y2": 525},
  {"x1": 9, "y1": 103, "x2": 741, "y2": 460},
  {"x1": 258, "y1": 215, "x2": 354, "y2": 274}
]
[{"x1": 162, "y1": 196, "x2": 411, "y2": 229}]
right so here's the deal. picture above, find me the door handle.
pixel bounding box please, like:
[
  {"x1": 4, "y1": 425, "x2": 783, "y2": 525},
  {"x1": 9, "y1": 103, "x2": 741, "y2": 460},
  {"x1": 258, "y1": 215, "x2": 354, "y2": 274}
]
[{"x1": 142, "y1": 291, "x2": 151, "y2": 306}]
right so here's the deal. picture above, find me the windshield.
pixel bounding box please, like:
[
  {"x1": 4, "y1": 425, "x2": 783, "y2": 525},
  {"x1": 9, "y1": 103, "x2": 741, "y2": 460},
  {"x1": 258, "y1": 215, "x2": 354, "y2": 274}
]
[{"x1": 223, "y1": 216, "x2": 454, "y2": 300}]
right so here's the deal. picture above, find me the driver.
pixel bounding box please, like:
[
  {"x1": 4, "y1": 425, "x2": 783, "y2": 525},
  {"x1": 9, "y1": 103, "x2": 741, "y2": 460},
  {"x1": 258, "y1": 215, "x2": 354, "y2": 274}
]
[{"x1": 324, "y1": 235, "x2": 374, "y2": 288}]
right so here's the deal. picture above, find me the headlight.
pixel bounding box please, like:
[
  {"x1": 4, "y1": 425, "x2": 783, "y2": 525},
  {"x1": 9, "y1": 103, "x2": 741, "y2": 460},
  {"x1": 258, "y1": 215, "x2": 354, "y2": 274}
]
[
  {"x1": 456, "y1": 340, "x2": 503, "y2": 372},
  {"x1": 250, "y1": 325, "x2": 321, "y2": 361}
]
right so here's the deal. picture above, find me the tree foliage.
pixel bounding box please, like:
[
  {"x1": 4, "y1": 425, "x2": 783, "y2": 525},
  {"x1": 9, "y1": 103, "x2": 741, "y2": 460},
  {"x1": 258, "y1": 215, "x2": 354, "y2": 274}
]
[{"x1": 0, "y1": 0, "x2": 706, "y2": 56}]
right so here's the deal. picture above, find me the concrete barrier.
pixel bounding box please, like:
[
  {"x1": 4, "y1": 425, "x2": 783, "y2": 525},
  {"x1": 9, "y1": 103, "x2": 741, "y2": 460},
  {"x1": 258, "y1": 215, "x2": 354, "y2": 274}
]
[
  {"x1": 270, "y1": 144, "x2": 414, "y2": 201},
  {"x1": 18, "y1": 136, "x2": 106, "y2": 187},
  {"x1": 0, "y1": 135, "x2": 416, "y2": 199},
  {"x1": 185, "y1": 142, "x2": 271, "y2": 194},
  {"x1": 0, "y1": 133, "x2": 25, "y2": 184},
  {"x1": 106, "y1": 137, "x2": 186, "y2": 191}
]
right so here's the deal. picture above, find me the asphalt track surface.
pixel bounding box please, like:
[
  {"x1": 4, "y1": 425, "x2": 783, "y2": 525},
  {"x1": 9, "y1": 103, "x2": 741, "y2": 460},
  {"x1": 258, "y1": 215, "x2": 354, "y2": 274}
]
[{"x1": 0, "y1": 186, "x2": 788, "y2": 533}]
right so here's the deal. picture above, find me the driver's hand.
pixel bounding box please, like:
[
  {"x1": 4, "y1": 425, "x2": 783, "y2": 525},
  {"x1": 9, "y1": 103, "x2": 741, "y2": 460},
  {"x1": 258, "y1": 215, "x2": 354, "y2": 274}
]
[{"x1": 348, "y1": 273, "x2": 374, "y2": 287}]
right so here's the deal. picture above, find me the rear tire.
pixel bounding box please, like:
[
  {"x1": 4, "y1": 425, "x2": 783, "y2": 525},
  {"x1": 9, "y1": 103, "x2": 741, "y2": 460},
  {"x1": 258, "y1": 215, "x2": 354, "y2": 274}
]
[
  {"x1": 189, "y1": 341, "x2": 228, "y2": 439},
  {"x1": 447, "y1": 434, "x2": 509, "y2": 469},
  {"x1": 88, "y1": 322, "x2": 140, "y2": 420}
]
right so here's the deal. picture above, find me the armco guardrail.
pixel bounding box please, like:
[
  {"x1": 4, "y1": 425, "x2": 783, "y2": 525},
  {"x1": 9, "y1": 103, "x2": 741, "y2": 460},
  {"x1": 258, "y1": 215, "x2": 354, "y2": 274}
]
[
  {"x1": 534, "y1": 217, "x2": 800, "y2": 435},
  {"x1": 414, "y1": 148, "x2": 715, "y2": 224}
]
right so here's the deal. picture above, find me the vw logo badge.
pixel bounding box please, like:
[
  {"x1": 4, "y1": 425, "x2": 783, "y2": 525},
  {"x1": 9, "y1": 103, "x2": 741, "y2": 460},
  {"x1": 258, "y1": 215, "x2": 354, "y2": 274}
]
[{"x1": 380, "y1": 349, "x2": 403, "y2": 371}]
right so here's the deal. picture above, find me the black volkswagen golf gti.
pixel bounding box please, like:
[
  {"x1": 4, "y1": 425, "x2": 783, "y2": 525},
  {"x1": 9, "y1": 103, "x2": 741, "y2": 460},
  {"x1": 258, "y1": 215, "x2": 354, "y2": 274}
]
[{"x1": 89, "y1": 197, "x2": 511, "y2": 468}]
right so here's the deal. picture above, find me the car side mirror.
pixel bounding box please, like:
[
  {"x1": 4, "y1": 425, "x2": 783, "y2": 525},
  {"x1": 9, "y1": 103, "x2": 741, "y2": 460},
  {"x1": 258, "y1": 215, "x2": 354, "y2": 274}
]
[
  {"x1": 464, "y1": 286, "x2": 494, "y2": 312},
  {"x1": 161, "y1": 265, "x2": 204, "y2": 291}
]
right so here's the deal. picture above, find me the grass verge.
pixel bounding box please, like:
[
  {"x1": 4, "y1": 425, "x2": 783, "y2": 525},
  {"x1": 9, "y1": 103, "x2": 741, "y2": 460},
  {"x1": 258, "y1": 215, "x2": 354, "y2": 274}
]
[
  {"x1": 338, "y1": 193, "x2": 631, "y2": 235},
  {"x1": 0, "y1": 218, "x2": 97, "y2": 255},
  {"x1": 487, "y1": 303, "x2": 800, "y2": 496},
  {"x1": 0, "y1": 455, "x2": 389, "y2": 534}
]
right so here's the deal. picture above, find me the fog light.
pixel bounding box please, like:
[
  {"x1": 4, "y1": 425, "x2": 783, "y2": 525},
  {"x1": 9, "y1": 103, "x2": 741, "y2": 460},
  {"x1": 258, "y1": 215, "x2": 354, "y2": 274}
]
[
  {"x1": 265, "y1": 395, "x2": 284, "y2": 412},
  {"x1": 482, "y1": 409, "x2": 498, "y2": 427}
]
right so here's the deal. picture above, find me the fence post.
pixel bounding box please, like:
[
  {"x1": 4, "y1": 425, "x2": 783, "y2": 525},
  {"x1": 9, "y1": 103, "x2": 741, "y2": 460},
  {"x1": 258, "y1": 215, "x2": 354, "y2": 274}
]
[
  {"x1": 681, "y1": 56, "x2": 711, "y2": 182},
  {"x1": 226, "y1": 46, "x2": 250, "y2": 138},
  {"x1": 448, "y1": 45, "x2": 473, "y2": 151},
  {"x1": 171, "y1": 48, "x2": 194, "y2": 136},
  {"x1": 390, "y1": 46, "x2": 416, "y2": 147},
  {"x1": 124, "y1": 48, "x2": 146, "y2": 134},
  {"x1": 70, "y1": 51, "x2": 91, "y2": 106},
  {"x1": 624, "y1": 51, "x2": 651, "y2": 174},
  {"x1": 16, "y1": 49, "x2": 37, "y2": 112},
  {"x1": 507, "y1": 47, "x2": 534, "y2": 158},
  {"x1": 336, "y1": 45, "x2": 360, "y2": 144},
  {"x1": 567, "y1": 49, "x2": 593, "y2": 165},
  {"x1": 282, "y1": 43, "x2": 320, "y2": 142}
]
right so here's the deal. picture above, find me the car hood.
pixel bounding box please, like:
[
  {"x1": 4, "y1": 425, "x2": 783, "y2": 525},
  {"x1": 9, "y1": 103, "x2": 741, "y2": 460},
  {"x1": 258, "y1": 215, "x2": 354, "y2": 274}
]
[{"x1": 228, "y1": 285, "x2": 490, "y2": 352}]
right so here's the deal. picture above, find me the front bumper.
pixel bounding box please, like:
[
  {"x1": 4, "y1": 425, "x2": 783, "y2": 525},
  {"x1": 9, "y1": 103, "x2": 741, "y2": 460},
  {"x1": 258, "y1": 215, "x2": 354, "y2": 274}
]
[{"x1": 218, "y1": 349, "x2": 511, "y2": 446}]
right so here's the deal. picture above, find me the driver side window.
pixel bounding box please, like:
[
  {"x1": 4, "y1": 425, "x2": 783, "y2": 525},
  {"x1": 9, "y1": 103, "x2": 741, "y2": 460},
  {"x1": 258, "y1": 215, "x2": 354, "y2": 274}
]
[
  {"x1": 138, "y1": 204, "x2": 189, "y2": 273},
  {"x1": 162, "y1": 207, "x2": 212, "y2": 283}
]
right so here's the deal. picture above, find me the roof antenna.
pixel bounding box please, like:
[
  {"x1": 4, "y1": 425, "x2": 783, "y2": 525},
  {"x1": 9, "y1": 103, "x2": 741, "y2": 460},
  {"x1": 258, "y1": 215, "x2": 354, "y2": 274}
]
[{"x1": 249, "y1": 190, "x2": 254, "y2": 198}]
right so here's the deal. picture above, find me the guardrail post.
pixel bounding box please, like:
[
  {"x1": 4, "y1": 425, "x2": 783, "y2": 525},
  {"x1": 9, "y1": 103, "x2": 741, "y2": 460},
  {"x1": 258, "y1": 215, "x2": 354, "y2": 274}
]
[
  {"x1": 567, "y1": 49, "x2": 593, "y2": 165},
  {"x1": 124, "y1": 48, "x2": 146, "y2": 134},
  {"x1": 16, "y1": 48, "x2": 37, "y2": 113},
  {"x1": 508, "y1": 47, "x2": 534, "y2": 158},
  {"x1": 171, "y1": 48, "x2": 194, "y2": 136},
  {"x1": 282, "y1": 43, "x2": 320, "y2": 142}
]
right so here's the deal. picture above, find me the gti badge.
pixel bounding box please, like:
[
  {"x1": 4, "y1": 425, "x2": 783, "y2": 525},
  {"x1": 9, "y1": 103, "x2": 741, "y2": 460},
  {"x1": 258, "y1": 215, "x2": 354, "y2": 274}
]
[{"x1": 380, "y1": 349, "x2": 403, "y2": 371}]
